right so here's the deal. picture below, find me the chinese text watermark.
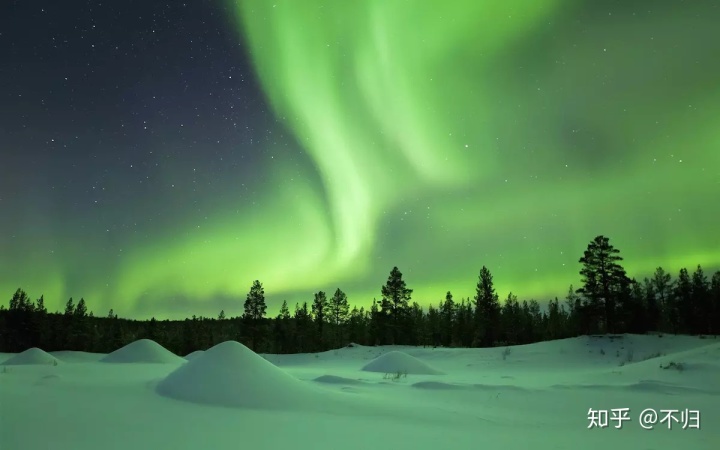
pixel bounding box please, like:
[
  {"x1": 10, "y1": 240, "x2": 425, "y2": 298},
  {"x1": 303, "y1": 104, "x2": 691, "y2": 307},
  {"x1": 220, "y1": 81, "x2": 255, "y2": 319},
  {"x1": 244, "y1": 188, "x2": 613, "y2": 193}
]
[{"x1": 587, "y1": 408, "x2": 700, "y2": 430}]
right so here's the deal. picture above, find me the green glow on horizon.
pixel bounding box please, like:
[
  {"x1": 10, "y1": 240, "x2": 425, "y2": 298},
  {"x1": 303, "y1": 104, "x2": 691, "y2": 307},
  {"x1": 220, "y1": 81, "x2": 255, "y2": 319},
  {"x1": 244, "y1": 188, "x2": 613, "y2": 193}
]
[{"x1": 2, "y1": 0, "x2": 719, "y2": 319}]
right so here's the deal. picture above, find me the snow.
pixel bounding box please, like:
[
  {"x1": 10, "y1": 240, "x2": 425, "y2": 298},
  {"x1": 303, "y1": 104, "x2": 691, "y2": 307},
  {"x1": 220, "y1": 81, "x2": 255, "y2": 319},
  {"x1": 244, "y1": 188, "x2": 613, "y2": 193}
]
[
  {"x1": 1, "y1": 347, "x2": 59, "y2": 366},
  {"x1": 361, "y1": 350, "x2": 444, "y2": 375},
  {"x1": 156, "y1": 341, "x2": 322, "y2": 409},
  {"x1": 100, "y1": 339, "x2": 185, "y2": 364},
  {"x1": 0, "y1": 334, "x2": 718, "y2": 450},
  {"x1": 183, "y1": 350, "x2": 204, "y2": 360}
]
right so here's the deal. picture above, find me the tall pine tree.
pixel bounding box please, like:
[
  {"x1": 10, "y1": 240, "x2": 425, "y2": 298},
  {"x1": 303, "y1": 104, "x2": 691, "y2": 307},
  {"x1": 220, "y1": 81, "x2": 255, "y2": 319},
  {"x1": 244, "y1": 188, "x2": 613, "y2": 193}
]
[
  {"x1": 243, "y1": 280, "x2": 267, "y2": 351},
  {"x1": 380, "y1": 267, "x2": 413, "y2": 345},
  {"x1": 327, "y1": 288, "x2": 350, "y2": 347},
  {"x1": 311, "y1": 291, "x2": 328, "y2": 349},
  {"x1": 577, "y1": 235, "x2": 630, "y2": 334},
  {"x1": 474, "y1": 266, "x2": 500, "y2": 347}
]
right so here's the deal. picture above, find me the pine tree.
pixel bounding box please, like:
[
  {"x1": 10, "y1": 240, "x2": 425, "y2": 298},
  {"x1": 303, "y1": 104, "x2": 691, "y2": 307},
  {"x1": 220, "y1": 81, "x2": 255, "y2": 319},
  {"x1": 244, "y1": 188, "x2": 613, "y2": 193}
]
[
  {"x1": 439, "y1": 291, "x2": 455, "y2": 347},
  {"x1": 426, "y1": 304, "x2": 440, "y2": 347},
  {"x1": 72, "y1": 298, "x2": 90, "y2": 350},
  {"x1": 273, "y1": 300, "x2": 293, "y2": 353},
  {"x1": 473, "y1": 266, "x2": 500, "y2": 347},
  {"x1": 674, "y1": 268, "x2": 692, "y2": 334},
  {"x1": 624, "y1": 278, "x2": 647, "y2": 333},
  {"x1": 327, "y1": 288, "x2": 350, "y2": 347},
  {"x1": 642, "y1": 278, "x2": 660, "y2": 332},
  {"x1": 31, "y1": 295, "x2": 48, "y2": 349},
  {"x1": 710, "y1": 271, "x2": 720, "y2": 335},
  {"x1": 408, "y1": 302, "x2": 425, "y2": 346},
  {"x1": 544, "y1": 298, "x2": 564, "y2": 340},
  {"x1": 74, "y1": 298, "x2": 88, "y2": 317},
  {"x1": 368, "y1": 299, "x2": 382, "y2": 345},
  {"x1": 218, "y1": 310, "x2": 226, "y2": 320},
  {"x1": 652, "y1": 267, "x2": 674, "y2": 332},
  {"x1": 7, "y1": 289, "x2": 34, "y2": 351},
  {"x1": 519, "y1": 300, "x2": 543, "y2": 343},
  {"x1": 311, "y1": 291, "x2": 328, "y2": 349},
  {"x1": 243, "y1": 280, "x2": 267, "y2": 351},
  {"x1": 35, "y1": 295, "x2": 47, "y2": 314},
  {"x1": 690, "y1": 265, "x2": 710, "y2": 334},
  {"x1": 293, "y1": 302, "x2": 312, "y2": 352},
  {"x1": 64, "y1": 298, "x2": 75, "y2": 316},
  {"x1": 577, "y1": 235, "x2": 631, "y2": 334},
  {"x1": 147, "y1": 317, "x2": 158, "y2": 341},
  {"x1": 500, "y1": 292, "x2": 521, "y2": 344},
  {"x1": 346, "y1": 306, "x2": 366, "y2": 344},
  {"x1": 380, "y1": 267, "x2": 413, "y2": 345}
]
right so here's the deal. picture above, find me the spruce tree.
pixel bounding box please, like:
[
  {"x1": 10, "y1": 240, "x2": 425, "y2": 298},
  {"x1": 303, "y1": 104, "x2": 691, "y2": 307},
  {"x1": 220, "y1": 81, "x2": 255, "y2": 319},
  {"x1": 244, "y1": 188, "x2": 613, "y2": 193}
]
[
  {"x1": 73, "y1": 298, "x2": 90, "y2": 350},
  {"x1": 327, "y1": 288, "x2": 350, "y2": 347},
  {"x1": 311, "y1": 291, "x2": 328, "y2": 349},
  {"x1": 408, "y1": 302, "x2": 425, "y2": 346},
  {"x1": 577, "y1": 235, "x2": 630, "y2": 334},
  {"x1": 642, "y1": 278, "x2": 660, "y2": 332},
  {"x1": 64, "y1": 298, "x2": 75, "y2": 316},
  {"x1": 545, "y1": 298, "x2": 567, "y2": 340},
  {"x1": 651, "y1": 267, "x2": 674, "y2": 332},
  {"x1": 500, "y1": 292, "x2": 521, "y2": 344},
  {"x1": 439, "y1": 291, "x2": 455, "y2": 347},
  {"x1": 426, "y1": 304, "x2": 440, "y2": 347},
  {"x1": 243, "y1": 280, "x2": 267, "y2": 351},
  {"x1": 380, "y1": 267, "x2": 413, "y2": 345},
  {"x1": 74, "y1": 298, "x2": 88, "y2": 317},
  {"x1": 368, "y1": 299, "x2": 381, "y2": 345},
  {"x1": 625, "y1": 279, "x2": 647, "y2": 333},
  {"x1": 473, "y1": 266, "x2": 500, "y2": 347},
  {"x1": 674, "y1": 268, "x2": 692, "y2": 333},
  {"x1": 690, "y1": 265, "x2": 710, "y2": 334},
  {"x1": 273, "y1": 300, "x2": 292, "y2": 353},
  {"x1": 710, "y1": 271, "x2": 720, "y2": 335},
  {"x1": 293, "y1": 302, "x2": 312, "y2": 352}
]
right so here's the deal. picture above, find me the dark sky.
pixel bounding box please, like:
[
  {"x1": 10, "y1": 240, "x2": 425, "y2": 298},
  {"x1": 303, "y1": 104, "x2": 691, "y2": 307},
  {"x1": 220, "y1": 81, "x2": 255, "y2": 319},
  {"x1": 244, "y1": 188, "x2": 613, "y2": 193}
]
[{"x1": 2, "y1": 0, "x2": 719, "y2": 319}]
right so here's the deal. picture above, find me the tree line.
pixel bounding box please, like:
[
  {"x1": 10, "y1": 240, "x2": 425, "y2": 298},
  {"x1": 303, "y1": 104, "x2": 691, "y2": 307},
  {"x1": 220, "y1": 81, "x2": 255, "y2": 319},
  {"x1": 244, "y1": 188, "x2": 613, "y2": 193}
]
[{"x1": 1, "y1": 235, "x2": 718, "y2": 355}]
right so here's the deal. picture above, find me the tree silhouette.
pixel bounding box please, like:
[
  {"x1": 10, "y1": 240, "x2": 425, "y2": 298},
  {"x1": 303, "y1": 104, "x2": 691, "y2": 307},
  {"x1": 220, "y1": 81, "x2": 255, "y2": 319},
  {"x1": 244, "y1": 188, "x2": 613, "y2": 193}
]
[
  {"x1": 474, "y1": 266, "x2": 500, "y2": 347},
  {"x1": 243, "y1": 280, "x2": 267, "y2": 351},
  {"x1": 577, "y1": 235, "x2": 631, "y2": 333},
  {"x1": 327, "y1": 288, "x2": 350, "y2": 347},
  {"x1": 311, "y1": 291, "x2": 328, "y2": 349},
  {"x1": 380, "y1": 267, "x2": 413, "y2": 345},
  {"x1": 651, "y1": 267, "x2": 674, "y2": 332},
  {"x1": 1, "y1": 235, "x2": 717, "y2": 356},
  {"x1": 439, "y1": 291, "x2": 455, "y2": 347}
]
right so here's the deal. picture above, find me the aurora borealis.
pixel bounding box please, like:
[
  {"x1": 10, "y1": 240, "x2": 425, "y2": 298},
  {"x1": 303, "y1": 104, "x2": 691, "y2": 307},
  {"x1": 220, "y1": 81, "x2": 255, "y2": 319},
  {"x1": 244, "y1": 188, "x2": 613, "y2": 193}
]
[{"x1": 2, "y1": 0, "x2": 718, "y2": 319}]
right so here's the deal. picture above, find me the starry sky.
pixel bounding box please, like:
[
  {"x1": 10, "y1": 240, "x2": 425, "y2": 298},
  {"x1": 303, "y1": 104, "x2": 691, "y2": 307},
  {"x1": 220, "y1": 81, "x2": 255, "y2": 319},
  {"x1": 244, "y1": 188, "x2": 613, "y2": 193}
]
[{"x1": 1, "y1": 0, "x2": 718, "y2": 320}]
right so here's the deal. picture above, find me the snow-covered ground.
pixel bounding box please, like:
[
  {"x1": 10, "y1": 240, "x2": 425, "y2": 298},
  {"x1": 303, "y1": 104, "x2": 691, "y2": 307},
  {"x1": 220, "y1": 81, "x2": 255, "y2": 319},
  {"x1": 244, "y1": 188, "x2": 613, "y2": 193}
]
[{"x1": 1, "y1": 334, "x2": 718, "y2": 449}]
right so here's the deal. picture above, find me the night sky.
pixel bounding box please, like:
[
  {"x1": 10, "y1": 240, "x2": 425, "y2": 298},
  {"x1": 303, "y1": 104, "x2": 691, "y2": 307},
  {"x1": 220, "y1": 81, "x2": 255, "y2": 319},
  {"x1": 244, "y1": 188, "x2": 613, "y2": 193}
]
[{"x1": 2, "y1": 0, "x2": 719, "y2": 320}]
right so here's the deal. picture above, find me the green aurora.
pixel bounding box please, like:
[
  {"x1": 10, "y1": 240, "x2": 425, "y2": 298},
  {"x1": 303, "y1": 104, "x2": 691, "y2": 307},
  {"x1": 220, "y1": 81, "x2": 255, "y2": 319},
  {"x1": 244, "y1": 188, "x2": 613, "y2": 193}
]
[{"x1": 3, "y1": 0, "x2": 719, "y2": 319}]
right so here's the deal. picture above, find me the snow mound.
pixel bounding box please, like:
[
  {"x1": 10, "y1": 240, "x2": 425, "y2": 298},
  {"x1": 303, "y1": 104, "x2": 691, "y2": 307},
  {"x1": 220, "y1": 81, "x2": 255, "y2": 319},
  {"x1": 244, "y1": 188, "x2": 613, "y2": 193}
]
[
  {"x1": 184, "y1": 350, "x2": 205, "y2": 361},
  {"x1": 412, "y1": 381, "x2": 466, "y2": 390},
  {"x1": 156, "y1": 340, "x2": 315, "y2": 409},
  {"x1": 100, "y1": 339, "x2": 184, "y2": 364},
  {"x1": 361, "y1": 351, "x2": 443, "y2": 375},
  {"x1": 1, "y1": 348, "x2": 60, "y2": 366},
  {"x1": 313, "y1": 375, "x2": 365, "y2": 385},
  {"x1": 35, "y1": 374, "x2": 62, "y2": 385}
]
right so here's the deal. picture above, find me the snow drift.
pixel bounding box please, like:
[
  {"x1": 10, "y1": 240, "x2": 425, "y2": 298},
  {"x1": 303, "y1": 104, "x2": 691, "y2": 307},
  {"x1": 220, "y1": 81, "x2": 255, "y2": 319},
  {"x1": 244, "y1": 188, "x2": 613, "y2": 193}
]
[
  {"x1": 361, "y1": 350, "x2": 443, "y2": 375},
  {"x1": 184, "y1": 350, "x2": 205, "y2": 361},
  {"x1": 100, "y1": 339, "x2": 185, "y2": 364},
  {"x1": 156, "y1": 340, "x2": 316, "y2": 409},
  {"x1": 1, "y1": 347, "x2": 60, "y2": 366}
]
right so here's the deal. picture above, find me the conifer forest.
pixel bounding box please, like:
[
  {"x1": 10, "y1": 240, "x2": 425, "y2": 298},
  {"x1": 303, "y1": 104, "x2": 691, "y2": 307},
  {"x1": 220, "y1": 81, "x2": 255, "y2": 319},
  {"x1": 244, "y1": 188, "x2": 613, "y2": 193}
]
[{"x1": 2, "y1": 235, "x2": 719, "y2": 355}]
